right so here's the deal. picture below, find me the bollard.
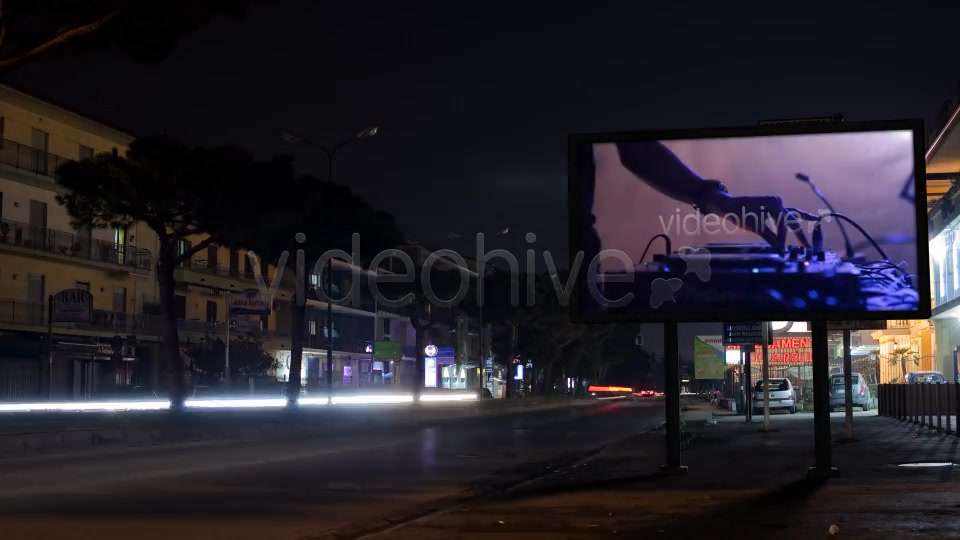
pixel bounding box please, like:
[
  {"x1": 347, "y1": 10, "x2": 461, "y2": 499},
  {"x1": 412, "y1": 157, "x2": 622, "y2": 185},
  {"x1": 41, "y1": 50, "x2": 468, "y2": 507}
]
[
  {"x1": 921, "y1": 384, "x2": 927, "y2": 427},
  {"x1": 947, "y1": 384, "x2": 952, "y2": 434},
  {"x1": 937, "y1": 383, "x2": 943, "y2": 432},
  {"x1": 955, "y1": 383, "x2": 960, "y2": 438}
]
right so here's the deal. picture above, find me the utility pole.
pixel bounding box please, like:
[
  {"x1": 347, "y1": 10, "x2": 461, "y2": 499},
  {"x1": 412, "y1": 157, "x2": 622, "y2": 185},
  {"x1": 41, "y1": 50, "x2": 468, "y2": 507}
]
[{"x1": 224, "y1": 308, "x2": 231, "y2": 390}]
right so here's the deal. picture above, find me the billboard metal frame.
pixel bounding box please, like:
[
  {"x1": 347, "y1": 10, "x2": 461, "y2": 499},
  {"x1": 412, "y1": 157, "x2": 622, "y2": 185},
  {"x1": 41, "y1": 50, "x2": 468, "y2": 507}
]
[{"x1": 568, "y1": 119, "x2": 930, "y2": 324}]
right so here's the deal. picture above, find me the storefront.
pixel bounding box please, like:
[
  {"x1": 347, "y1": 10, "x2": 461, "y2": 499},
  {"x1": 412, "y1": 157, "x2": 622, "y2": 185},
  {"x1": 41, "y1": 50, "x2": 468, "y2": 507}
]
[{"x1": 272, "y1": 348, "x2": 375, "y2": 389}]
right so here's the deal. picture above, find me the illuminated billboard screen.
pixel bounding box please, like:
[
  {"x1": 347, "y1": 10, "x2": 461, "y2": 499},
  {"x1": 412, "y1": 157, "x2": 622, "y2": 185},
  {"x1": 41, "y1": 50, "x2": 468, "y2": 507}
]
[{"x1": 569, "y1": 120, "x2": 929, "y2": 323}]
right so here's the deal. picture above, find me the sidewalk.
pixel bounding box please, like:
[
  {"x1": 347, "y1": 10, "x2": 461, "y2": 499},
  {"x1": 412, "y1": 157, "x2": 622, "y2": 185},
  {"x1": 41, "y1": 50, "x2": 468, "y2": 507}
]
[
  {"x1": 383, "y1": 410, "x2": 960, "y2": 539},
  {"x1": 0, "y1": 397, "x2": 601, "y2": 459}
]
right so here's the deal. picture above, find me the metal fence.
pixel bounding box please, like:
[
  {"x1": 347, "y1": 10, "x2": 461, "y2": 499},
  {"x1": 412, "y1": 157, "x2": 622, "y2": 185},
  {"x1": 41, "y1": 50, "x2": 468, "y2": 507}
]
[
  {"x1": 0, "y1": 138, "x2": 71, "y2": 177},
  {"x1": 0, "y1": 298, "x2": 292, "y2": 340},
  {"x1": 879, "y1": 383, "x2": 960, "y2": 435},
  {"x1": 0, "y1": 218, "x2": 152, "y2": 272}
]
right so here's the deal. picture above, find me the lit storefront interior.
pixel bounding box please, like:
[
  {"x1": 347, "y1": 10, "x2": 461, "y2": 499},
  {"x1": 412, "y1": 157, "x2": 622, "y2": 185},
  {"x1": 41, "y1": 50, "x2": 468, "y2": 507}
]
[
  {"x1": 707, "y1": 322, "x2": 880, "y2": 411},
  {"x1": 925, "y1": 88, "x2": 960, "y2": 381}
]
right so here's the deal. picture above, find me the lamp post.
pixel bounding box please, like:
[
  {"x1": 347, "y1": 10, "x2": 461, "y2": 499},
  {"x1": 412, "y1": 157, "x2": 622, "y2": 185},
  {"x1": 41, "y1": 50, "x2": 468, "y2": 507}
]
[
  {"x1": 449, "y1": 227, "x2": 510, "y2": 396},
  {"x1": 315, "y1": 127, "x2": 379, "y2": 400}
]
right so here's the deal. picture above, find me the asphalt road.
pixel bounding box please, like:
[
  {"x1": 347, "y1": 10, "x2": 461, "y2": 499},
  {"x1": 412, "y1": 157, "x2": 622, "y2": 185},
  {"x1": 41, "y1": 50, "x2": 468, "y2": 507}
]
[{"x1": 0, "y1": 399, "x2": 664, "y2": 540}]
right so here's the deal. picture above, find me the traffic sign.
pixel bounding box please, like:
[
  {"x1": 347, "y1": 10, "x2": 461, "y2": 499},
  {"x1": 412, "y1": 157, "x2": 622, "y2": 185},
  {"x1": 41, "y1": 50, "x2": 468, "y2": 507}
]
[
  {"x1": 51, "y1": 289, "x2": 92, "y2": 323},
  {"x1": 723, "y1": 322, "x2": 764, "y2": 346}
]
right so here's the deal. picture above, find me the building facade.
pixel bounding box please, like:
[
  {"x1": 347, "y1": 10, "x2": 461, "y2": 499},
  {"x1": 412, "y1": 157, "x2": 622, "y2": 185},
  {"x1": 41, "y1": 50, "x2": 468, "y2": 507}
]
[
  {"x1": 925, "y1": 83, "x2": 960, "y2": 382},
  {"x1": 0, "y1": 85, "x2": 413, "y2": 400}
]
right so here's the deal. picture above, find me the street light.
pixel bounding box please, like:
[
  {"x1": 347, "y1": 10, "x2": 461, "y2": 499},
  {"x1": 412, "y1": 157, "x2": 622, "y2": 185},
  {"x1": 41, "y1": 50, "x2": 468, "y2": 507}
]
[
  {"x1": 285, "y1": 126, "x2": 379, "y2": 402},
  {"x1": 317, "y1": 127, "x2": 379, "y2": 401},
  {"x1": 448, "y1": 227, "x2": 512, "y2": 396}
]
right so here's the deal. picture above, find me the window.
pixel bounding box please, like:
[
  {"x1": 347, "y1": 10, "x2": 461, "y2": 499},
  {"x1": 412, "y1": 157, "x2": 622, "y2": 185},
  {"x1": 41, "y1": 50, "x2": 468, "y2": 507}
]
[
  {"x1": 28, "y1": 199, "x2": 47, "y2": 247},
  {"x1": 0, "y1": 116, "x2": 5, "y2": 148},
  {"x1": 112, "y1": 226, "x2": 127, "y2": 264},
  {"x1": 244, "y1": 254, "x2": 254, "y2": 277},
  {"x1": 755, "y1": 379, "x2": 790, "y2": 392},
  {"x1": 27, "y1": 273, "x2": 44, "y2": 324},
  {"x1": 31, "y1": 128, "x2": 49, "y2": 174},
  {"x1": 0, "y1": 191, "x2": 4, "y2": 221},
  {"x1": 230, "y1": 250, "x2": 239, "y2": 274},
  {"x1": 310, "y1": 274, "x2": 319, "y2": 287},
  {"x1": 206, "y1": 301, "x2": 217, "y2": 322},
  {"x1": 829, "y1": 375, "x2": 860, "y2": 385},
  {"x1": 206, "y1": 245, "x2": 218, "y2": 268},
  {"x1": 79, "y1": 145, "x2": 94, "y2": 161},
  {"x1": 309, "y1": 320, "x2": 317, "y2": 336},
  {"x1": 382, "y1": 319, "x2": 390, "y2": 336},
  {"x1": 113, "y1": 287, "x2": 127, "y2": 313},
  {"x1": 74, "y1": 281, "x2": 91, "y2": 292},
  {"x1": 174, "y1": 295, "x2": 187, "y2": 319},
  {"x1": 178, "y1": 239, "x2": 192, "y2": 267}
]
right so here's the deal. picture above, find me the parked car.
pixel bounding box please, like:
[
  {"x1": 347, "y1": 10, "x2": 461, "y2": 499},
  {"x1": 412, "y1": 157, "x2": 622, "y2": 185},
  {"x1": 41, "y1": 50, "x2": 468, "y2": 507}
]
[
  {"x1": 828, "y1": 373, "x2": 871, "y2": 411},
  {"x1": 752, "y1": 378, "x2": 796, "y2": 415},
  {"x1": 907, "y1": 371, "x2": 946, "y2": 384}
]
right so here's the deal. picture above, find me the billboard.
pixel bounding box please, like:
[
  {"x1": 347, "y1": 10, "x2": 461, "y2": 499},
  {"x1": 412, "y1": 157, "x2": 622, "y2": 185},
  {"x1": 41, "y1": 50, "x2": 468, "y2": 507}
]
[
  {"x1": 568, "y1": 120, "x2": 929, "y2": 323},
  {"x1": 693, "y1": 336, "x2": 727, "y2": 379}
]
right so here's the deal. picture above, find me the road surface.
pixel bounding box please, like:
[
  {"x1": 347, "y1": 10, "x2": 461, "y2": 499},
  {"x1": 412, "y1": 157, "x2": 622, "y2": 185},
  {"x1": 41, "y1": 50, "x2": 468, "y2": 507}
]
[{"x1": 0, "y1": 399, "x2": 664, "y2": 540}]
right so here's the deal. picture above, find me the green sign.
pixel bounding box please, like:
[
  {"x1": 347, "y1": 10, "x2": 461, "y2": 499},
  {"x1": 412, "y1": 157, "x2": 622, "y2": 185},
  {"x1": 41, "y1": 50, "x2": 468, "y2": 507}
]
[
  {"x1": 373, "y1": 341, "x2": 401, "y2": 360},
  {"x1": 694, "y1": 336, "x2": 726, "y2": 380}
]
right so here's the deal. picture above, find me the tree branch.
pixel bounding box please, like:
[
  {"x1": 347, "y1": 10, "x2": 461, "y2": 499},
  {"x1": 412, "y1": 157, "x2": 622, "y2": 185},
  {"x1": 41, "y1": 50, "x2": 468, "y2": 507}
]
[
  {"x1": 0, "y1": 0, "x2": 7, "y2": 51},
  {"x1": 0, "y1": 10, "x2": 120, "y2": 71},
  {"x1": 173, "y1": 235, "x2": 219, "y2": 265}
]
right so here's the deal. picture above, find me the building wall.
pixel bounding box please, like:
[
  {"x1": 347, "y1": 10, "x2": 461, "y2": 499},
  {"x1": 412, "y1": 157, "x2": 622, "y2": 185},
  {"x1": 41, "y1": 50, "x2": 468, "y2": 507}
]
[
  {"x1": 0, "y1": 255, "x2": 144, "y2": 312},
  {"x1": 0, "y1": 86, "x2": 133, "y2": 160},
  {"x1": 0, "y1": 88, "x2": 157, "y2": 316}
]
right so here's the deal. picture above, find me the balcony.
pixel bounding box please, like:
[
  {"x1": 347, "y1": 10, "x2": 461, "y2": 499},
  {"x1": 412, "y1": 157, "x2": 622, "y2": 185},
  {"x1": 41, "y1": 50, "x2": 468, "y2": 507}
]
[
  {"x1": 176, "y1": 256, "x2": 275, "y2": 289},
  {"x1": 0, "y1": 299, "x2": 291, "y2": 341},
  {"x1": 0, "y1": 218, "x2": 152, "y2": 273},
  {"x1": 0, "y1": 138, "x2": 71, "y2": 178}
]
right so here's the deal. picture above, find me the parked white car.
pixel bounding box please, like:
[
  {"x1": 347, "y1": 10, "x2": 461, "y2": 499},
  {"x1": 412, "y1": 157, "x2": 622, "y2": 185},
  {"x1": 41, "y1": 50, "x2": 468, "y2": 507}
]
[{"x1": 752, "y1": 378, "x2": 797, "y2": 415}]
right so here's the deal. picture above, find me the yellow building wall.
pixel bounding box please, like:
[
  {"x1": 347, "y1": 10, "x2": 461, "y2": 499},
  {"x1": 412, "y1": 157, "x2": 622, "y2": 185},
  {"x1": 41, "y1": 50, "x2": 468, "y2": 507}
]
[
  {"x1": 175, "y1": 233, "x2": 285, "y2": 331},
  {"x1": 0, "y1": 87, "x2": 133, "y2": 160},
  {"x1": 0, "y1": 254, "x2": 144, "y2": 312}
]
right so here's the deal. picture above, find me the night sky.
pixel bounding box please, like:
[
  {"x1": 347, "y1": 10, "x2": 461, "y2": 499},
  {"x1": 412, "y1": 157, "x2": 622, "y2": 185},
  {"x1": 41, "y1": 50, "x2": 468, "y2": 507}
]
[{"x1": 6, "y1": 0, "x2": 960, "y2": 270}]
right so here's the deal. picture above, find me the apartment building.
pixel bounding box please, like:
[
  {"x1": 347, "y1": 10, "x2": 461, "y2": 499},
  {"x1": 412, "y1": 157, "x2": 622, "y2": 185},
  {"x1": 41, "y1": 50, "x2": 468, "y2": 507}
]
[
  {"x1": 379, "y1": 243, "x2": 491, "y2": 390},
  {"x1": 0, "y1": 85, "x2": 410, "y2": 400},
  {"x1": 0, "y1": 85, "x2": 161, "y2": 399},
  {"x1": 924, "y1": 84, "x2": 960, "y2": 381}
]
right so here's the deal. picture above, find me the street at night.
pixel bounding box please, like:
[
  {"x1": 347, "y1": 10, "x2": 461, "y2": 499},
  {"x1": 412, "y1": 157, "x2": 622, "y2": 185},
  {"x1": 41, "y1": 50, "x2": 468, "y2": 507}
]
[{"x1": 0, "y1": 400, "x2": 661, "y2": 540}]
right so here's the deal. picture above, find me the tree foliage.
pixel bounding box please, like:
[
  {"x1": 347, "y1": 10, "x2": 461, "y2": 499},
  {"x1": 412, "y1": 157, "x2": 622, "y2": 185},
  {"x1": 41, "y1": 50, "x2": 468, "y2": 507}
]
[
  {"x1": 185, "y1": 334, "x2": 277, "y2": 385},
  {"x1": 0, "y1": 0, "x2": 270, "y2": 71},
  {"x1": 56, "y1": 135, "x2": 298, "y2": 408}
]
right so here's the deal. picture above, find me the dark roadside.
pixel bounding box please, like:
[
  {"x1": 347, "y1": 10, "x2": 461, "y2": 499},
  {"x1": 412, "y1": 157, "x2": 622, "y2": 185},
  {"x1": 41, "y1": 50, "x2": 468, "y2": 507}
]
[{"x1": 378, "y1": 400, "x2": 960, "y2": 540}]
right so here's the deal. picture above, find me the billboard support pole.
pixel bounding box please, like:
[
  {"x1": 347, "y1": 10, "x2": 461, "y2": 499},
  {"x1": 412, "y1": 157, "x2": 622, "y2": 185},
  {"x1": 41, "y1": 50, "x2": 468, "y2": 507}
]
[
  {"x1": 842, "y1": 329, "x2": 854, "y2": 441},
  {"x1": 809, "y1": 320, "x2": 839, "y2": 479},
  {"x1": 762, "y1": 322, "x2": 771, "y2": 431},
  {"x1": 744, "y1": 349, "x2": 753, "y2": 423},
  {"x1": 660, "y1": 320, "x2": 687, "y2": 476}
]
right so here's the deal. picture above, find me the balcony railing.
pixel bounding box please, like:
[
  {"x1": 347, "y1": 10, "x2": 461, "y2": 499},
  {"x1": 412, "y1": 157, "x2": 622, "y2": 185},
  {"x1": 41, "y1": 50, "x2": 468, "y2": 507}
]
[
  {"x1": 0, "y1": 218, "x2": 152, "y2": 272},
  {"x1": 179, "y1": 256, "x2": 272, "y2": 283},
  {"x1": 0, "y1": 299, "x2": 291, "y2": 339},
  {"x1": 0, "y1": 138, "x2": 72, "y2": 177}
]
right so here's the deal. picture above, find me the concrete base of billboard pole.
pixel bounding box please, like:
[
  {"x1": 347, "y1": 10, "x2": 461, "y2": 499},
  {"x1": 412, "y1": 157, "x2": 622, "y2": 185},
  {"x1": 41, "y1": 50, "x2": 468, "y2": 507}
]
[
  {"x1": 660, "y1": 321, "x2": 687, "y2": 476},
  {"x1": 808, "y1": 320, "x2": 839, "y2": 480}
]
